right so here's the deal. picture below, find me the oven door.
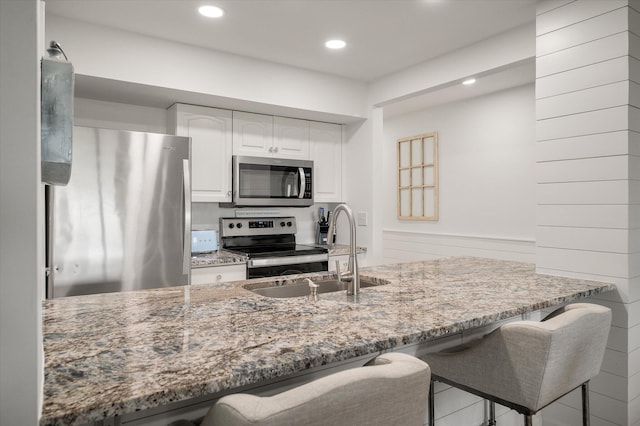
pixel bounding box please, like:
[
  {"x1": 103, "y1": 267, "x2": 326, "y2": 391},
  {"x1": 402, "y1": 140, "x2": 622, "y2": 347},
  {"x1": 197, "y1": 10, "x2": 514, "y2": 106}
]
[
  {"x1": 246, "y1": 253, "x2": 328, "y2": 279},
  {"x1": 232, "y1": 155, "x2": 313, "y2": 207}
]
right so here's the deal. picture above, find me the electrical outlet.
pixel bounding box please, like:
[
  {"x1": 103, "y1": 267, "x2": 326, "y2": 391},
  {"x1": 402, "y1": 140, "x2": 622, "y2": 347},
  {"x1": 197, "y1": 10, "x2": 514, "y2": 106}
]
[{"x1": 357, "y1": 211, "x2": 368, "y2": 226}]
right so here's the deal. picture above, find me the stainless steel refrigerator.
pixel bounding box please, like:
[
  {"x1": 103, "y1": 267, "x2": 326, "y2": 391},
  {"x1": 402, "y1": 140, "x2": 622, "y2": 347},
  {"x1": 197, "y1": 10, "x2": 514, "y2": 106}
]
[{"x1": 46, "y1": 126, "x2": 191, "y2": 298}]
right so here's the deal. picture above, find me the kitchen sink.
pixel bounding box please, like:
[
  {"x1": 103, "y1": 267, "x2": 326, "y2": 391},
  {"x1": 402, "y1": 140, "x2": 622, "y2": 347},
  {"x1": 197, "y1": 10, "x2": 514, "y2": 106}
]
[{"x1": 245, "y1": 277, "x2": 384, "y2": 298}]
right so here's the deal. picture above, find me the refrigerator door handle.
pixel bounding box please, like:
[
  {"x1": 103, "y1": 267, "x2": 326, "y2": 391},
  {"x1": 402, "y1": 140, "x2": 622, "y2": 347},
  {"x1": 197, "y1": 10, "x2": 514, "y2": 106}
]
[{"x1": 182, "y1": 159, "x2": 192, "y2": 277}]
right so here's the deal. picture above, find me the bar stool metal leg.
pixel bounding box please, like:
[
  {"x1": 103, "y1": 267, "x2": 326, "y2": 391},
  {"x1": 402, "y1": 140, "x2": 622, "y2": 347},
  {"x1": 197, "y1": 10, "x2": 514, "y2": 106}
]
[
  {"x1": 524, "y1": 414, "x2": 533, "y2": 426},
  {"x1": 582, "y1": 381, "x2": 590, "y2": 426},
  {"x1": 429, "y1": 380, "x2": 435, "y2": 426},
  {"x1": 489, "y1": 401, "x2": 496, "y2": 426}
]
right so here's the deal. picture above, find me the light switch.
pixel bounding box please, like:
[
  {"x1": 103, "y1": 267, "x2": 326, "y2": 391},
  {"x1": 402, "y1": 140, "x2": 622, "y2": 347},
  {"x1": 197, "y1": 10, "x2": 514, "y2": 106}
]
[{"x1": 357, "y1": 211, "x2": 368, "y2": 226}]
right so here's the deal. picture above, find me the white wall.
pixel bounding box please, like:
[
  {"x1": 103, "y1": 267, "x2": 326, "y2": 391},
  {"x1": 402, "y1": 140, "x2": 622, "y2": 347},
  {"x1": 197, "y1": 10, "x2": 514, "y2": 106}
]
[
  {"x1": 381, "y1": 84, "x2": 536, "y2": 263},
  {"x1": 46, "y1": 15, "x2": 367, "y2": 121},
  {"x1": 0, "y1": 0, "x2": 44, "y2": 424},
  {"x1": 74, "y1": 97, "x2": 167, "y2": 134}
]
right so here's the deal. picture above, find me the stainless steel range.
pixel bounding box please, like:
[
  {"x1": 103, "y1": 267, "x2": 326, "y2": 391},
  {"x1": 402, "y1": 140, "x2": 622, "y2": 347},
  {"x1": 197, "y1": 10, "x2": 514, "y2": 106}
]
[{"x1": 219, "y1": 217, "x2": 328, "y2": 279}]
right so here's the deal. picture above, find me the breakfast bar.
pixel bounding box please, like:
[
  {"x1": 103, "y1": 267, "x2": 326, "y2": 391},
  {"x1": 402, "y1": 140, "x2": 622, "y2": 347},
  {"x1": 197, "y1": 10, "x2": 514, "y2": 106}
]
[{"x1": 40, "y1": 257, "x2": 616, "y2": 426}]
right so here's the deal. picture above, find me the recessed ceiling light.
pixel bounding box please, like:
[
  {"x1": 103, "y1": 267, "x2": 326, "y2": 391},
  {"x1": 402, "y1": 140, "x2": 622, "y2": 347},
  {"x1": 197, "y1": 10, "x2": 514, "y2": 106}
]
[
  {"x1": 325, "y1": 39, "x2": 346, "y2": 49},
  {"x1": 462, "y1": 78, "x2": 476, "y2": 85},
  {"x1": 199, "y1": 5, "x2": 224, "y2": 18}
]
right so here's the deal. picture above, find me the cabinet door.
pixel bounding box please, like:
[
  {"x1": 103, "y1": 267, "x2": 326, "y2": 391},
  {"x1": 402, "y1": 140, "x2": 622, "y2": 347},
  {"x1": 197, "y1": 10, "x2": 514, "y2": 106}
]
[
  {"x1": 233, "y1": 111, "x2": 274, "y2": 156},
  {"x1": 273, "y1": 116, "x2": 310, "y2": 159},
  {"x1": 310, "y1": 122, "x2": 342, "y2": 202},
  {"x1": 169, "y1": 104, "x2": 232, "y2": 203}
]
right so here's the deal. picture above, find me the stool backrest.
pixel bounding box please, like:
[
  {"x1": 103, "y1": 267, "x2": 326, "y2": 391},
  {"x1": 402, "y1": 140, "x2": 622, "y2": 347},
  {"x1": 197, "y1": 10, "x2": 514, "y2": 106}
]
[
  {"x1": 501, "y1": 303, "x2": 612, "y2": 410},
  {"x1": 201, "y1": 352, "x2": 431, "y2": 426}
]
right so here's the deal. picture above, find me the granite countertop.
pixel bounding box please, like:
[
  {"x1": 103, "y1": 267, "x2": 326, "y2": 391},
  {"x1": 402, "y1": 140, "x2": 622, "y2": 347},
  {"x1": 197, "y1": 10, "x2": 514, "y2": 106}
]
[
  {"x1": 41, "y1": 257, "x2": 615, "y2": 426},
  {"x1": 191, "y1": 245, "x2": 366, "y2": 268},
  {"x1": 191, "y1": 249, "x2": 247, "y2": 268}
]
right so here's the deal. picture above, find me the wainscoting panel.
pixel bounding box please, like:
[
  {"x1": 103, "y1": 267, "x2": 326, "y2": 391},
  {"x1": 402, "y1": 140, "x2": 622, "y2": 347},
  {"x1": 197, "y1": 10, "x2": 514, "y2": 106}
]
[{"x1": 382, "y1": 230, "x2": 536, "y2": 264}]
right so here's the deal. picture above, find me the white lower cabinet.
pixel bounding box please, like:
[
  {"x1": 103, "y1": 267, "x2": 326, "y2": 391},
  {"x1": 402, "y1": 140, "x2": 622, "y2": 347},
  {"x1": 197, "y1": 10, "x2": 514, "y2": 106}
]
[{"x1": 191, "y1": 264, "x2": 246, "y2": 285}]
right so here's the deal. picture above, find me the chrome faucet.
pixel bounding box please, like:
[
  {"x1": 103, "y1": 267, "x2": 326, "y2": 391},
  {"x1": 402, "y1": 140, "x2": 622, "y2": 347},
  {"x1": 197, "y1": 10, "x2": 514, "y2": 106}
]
[{"x1": 327, "y1": 203, "x2": 359, "y2": 296}]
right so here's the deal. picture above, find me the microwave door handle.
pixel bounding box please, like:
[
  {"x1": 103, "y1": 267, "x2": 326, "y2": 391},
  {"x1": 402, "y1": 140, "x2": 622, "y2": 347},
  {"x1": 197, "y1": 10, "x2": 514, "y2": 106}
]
[{"x1": 298, "y1": 167, "x2": 305, "y2": 199}]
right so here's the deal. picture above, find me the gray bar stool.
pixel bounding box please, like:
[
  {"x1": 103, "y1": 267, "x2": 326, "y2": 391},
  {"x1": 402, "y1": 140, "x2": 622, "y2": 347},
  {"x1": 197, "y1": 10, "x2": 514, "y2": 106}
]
[
  {"x1": 193, "y1": 352, "x2": 430, "y2": 426},
  {"x1": 422, "y1": 303, "x2": 611, "y2": 426}
]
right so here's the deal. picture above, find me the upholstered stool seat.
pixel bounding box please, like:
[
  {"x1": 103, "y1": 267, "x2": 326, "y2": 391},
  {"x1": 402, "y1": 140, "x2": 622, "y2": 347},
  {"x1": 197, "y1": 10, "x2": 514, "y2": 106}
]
[
  {"x1": 423, "y1": 303, "x2": 611, "y2": 426},
  {"x1": 199, "y1": 352, "x2": 431, "y2": 426}
]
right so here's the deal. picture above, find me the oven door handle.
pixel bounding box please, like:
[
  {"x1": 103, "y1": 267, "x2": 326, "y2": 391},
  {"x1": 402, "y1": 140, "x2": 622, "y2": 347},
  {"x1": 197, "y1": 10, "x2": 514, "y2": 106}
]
[{"x1": 247, "y1": 253, "x2": 328, "y2": 268}]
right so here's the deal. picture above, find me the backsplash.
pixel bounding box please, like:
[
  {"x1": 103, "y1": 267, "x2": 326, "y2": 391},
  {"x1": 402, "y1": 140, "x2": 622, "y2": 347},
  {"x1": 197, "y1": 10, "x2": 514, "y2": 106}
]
[{"x1": 192, "y1": 203, "x2": 335, "y2": 245}]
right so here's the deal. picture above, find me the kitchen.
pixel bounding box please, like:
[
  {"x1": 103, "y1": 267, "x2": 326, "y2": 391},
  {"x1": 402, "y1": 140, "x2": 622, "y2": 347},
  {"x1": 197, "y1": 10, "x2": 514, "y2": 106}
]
[{"x1": 1, "y1": 1, "x2": 636, "y2": 425}]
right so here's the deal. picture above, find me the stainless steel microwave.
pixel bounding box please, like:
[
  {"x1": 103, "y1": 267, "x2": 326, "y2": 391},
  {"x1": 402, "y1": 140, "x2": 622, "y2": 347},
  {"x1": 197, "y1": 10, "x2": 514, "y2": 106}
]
[{"x1": 226, "y1": 155, "x2": 313, "y2": 207}]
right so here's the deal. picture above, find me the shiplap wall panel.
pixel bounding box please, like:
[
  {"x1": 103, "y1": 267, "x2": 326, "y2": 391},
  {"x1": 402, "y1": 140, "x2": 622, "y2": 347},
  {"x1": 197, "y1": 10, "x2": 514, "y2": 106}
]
[
  {"x1": 536, "y1": 1, "x2": 627, "y2": 36},
  {"x1": 538, "y1": 105, "x2": 629, "y2": 140},
  {"x1": 536, "y1": 56, "x2": 629, "y2": 99},
  {"x1": 537, "y1": 204, "x2": 631, "y2": 228},
  {"x1": 536, "y1": 81, "x2": 628, "y2": 120},
  {"x1": 536, "y1": 32, "x2": 628, "y2": 78},
  {"x1": 536, "y1": 226, "x2": 632, "y2": 253},
  {"x1": 601, "y1": 347, "x2": 631, "y2": 377},
  {"x1": 633, "y1": 131, "x2": 640, "y2": 157},
  {"x1": 587, "y1": 299, "x2": 639, "y2": 330},
  {"x1": 537, "y1": 155, "x2": 630, "y2": 182},
  {"x1": 536, "y1": 247, "x2": 636, "y2": 278},
  {"x1": 537, "y1": 7, "x2": 628, "y2": 56},
  {"x1": 537, "y1": 131, "x2": 630, "y2": 161},
  {"x1": 593, "y1": 371, "x2": 631, "y2": 405},
  {"x1": 537, "y1": 180, "x2": 630, "y2": 204},
  {"x1": 536, "y1": 0, "x2": 575, "y2": 17}
]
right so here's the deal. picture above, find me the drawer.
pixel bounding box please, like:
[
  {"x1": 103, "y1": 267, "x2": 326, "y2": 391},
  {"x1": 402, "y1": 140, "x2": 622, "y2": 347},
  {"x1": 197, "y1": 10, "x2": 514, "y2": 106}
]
[{"x1": 191, "y1": 264, "x2": 246, "y2": 285}]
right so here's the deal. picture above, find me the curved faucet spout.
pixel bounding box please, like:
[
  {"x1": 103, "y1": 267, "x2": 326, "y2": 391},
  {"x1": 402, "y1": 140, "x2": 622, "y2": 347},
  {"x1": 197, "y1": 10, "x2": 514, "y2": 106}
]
[{"x1": 327, "y1": 204, "x2": 360, "y2": 296}]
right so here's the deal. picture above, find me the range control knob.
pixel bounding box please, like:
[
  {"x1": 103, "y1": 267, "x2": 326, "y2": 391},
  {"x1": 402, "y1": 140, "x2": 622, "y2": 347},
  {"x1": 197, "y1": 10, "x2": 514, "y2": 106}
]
[
  {"x1": 280, "y1": 221, "x2": 286, "y2": 227},
  {"x1": 287, "y1": 221, "x2": 293, "y2": 227},
  {"x1": 228, "y1": 223, "x2": 234, "y2": 229},
  {"x1": 237, "y1": 223, "x2": 243, "y2": 229}
]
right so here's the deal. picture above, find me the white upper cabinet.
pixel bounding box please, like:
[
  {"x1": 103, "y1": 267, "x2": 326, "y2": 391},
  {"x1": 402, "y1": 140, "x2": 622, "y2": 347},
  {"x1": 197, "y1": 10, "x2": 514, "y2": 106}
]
[
  {"x1": 273, "y1": 116, "x2": 310, "y2": 159},
  {"x1": 310, "y1": 121, "x2": 342, "y2": 203},
  {"x1": 233, "y1": 111, "x2": 309, "y2": 159},
  {"x1": 168, "y1": 104, "x2": 233, "y2": 203}
]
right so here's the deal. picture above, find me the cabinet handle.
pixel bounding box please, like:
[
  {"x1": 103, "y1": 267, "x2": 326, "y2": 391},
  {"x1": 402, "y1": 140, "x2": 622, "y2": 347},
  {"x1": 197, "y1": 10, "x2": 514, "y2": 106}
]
[
  {"x1": 274, "y1": 147, "x2": 279, "y2": 153},
  {"x1": 268, "y1": 147, "x2": 273, "y2": 153},
  {"x1": 216, "y1": 274, "x2": 222, "y2": 281}
]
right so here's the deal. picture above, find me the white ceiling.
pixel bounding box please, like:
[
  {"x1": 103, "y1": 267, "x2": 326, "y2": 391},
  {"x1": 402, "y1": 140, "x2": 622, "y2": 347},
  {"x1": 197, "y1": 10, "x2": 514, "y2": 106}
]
[{"x1": 45, "y1": 0, "x2": 537, "y2": 83}]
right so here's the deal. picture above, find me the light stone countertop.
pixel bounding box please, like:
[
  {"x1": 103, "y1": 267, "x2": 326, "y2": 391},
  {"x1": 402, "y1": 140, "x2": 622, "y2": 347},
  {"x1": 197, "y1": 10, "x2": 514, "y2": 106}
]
[
  {"x1": 40, "y1": 257, "x2": 615, "y2": 426},
  {"x1": 190, "y1": 245, "x2": 365, "y2": 268},
  {"x1": 191, "y1": 249, "x2": 248, "y2": 268}
]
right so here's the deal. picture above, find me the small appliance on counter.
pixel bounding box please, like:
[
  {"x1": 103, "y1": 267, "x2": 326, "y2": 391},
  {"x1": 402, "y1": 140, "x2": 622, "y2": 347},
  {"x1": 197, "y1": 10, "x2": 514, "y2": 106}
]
[{"x1": 192, "y1": 230, "x2": 218, "y2": 254}]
